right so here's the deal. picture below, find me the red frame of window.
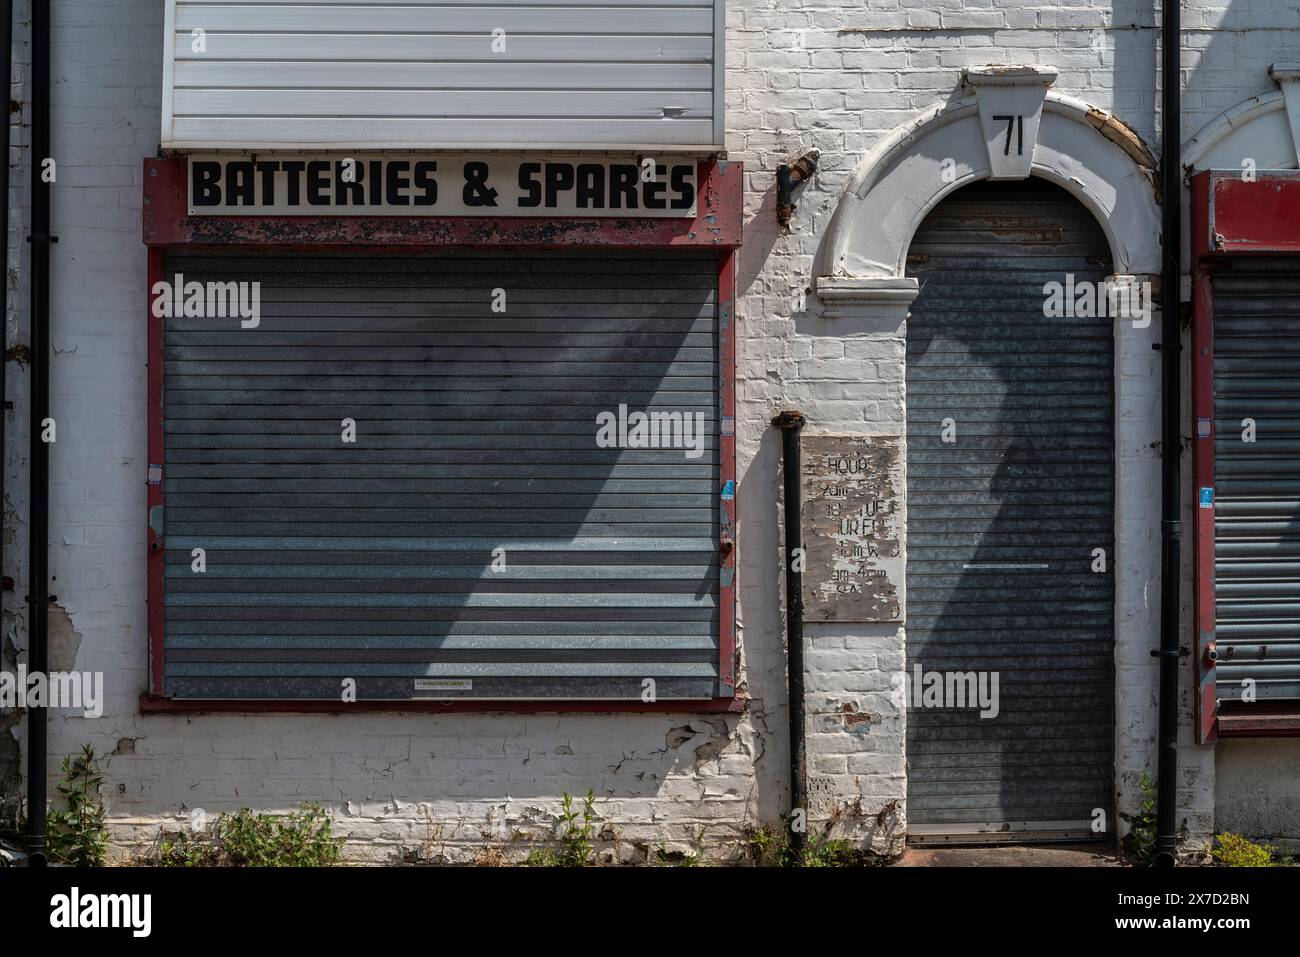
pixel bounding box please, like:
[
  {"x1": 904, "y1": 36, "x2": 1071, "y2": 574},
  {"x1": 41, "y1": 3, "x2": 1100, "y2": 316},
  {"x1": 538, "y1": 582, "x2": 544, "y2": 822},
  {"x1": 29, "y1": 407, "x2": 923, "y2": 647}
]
[
  {"x1": 1190, "y1": 169, "x2": 1300, "y2": 740},
  {"x1": 141, "y1": 155, "x2": 743, "y2": 714}
]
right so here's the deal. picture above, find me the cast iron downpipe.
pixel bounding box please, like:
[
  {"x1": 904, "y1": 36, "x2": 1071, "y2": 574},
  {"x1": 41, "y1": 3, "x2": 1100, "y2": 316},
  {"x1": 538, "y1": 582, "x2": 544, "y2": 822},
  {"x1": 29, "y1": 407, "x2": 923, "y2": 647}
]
[
  {"x1": 1154, "y1": 0, "x2": 1182, "y2": 868},
  {"x1": 1, "y1": 2, "x2": 10, "y2": 593},
  {"x1": 774, "y1": 410, "x2": 807, "y2": 851},
  {"x1": 0, "y1": 0, "x2": 9, "y2": 835},
  {"x1": 25, "y1": 0, "x2": 52, "y2": 867}
]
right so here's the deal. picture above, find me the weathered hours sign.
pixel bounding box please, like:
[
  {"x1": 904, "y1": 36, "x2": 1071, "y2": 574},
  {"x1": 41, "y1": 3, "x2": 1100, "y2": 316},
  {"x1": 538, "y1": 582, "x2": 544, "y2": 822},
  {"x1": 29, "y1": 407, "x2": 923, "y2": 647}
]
[
  {"x1": 801, "y1": 435, "x2": 904, "y2": 623},
  {"x1": 186, "y1": 154, "x2": 698, "y2": 218}
]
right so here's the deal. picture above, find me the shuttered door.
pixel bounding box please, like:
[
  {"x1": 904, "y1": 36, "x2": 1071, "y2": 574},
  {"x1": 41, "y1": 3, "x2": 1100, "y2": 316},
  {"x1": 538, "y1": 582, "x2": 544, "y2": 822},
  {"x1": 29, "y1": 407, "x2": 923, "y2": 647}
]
[
  {"x1": 160, "y1": 250, "x2": 722, "y2": 700},
  {"x1": 904, "y1": 179, "x2": 1115, "y2": 842},
  {"x1": 1212, "y1": 261, "x2": 1300, "y2": 702}
]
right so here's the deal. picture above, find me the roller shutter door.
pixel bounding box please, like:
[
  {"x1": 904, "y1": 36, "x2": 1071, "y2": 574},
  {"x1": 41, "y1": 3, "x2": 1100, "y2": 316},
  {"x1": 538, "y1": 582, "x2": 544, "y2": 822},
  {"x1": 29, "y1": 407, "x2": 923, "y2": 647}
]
[
  {"x1": 1212, "y1": 261, "x2": 1300, "y2": 702},
  {"x1": 904, "y1": 179, "x2": 1115, "y2": 842},
  {"x1": 160, "y1": 250, "x2": 722, "y2": 700}
]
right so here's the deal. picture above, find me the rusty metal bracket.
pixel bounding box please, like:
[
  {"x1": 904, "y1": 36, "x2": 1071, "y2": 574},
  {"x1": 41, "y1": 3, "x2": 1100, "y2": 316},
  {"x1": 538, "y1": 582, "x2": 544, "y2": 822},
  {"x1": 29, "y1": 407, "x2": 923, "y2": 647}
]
[{"x1": 776, "y1": 152, "x2": 819, "y2": 229}]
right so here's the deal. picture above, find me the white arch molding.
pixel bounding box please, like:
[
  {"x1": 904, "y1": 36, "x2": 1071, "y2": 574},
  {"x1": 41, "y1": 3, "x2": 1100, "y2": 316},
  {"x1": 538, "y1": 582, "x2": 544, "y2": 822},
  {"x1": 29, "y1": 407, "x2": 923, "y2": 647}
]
[
  {"x1": 816, "y1": 82, "x2": 1162, "y2": 317},
  {"x1": 1183, "y1": 65, "x2": 1300, "y2": 172}
]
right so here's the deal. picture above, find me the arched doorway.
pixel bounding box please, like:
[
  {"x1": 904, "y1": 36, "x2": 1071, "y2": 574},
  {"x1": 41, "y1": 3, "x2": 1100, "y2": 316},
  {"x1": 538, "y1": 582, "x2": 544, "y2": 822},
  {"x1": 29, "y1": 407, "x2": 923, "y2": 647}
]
[{"x1": 904, "y1": 177, "x2": 1116, "y2": 843}]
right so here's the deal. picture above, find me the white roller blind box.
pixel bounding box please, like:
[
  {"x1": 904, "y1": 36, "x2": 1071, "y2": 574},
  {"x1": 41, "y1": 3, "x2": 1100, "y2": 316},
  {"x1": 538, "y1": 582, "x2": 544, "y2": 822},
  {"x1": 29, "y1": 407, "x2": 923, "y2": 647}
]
[{"x1": 163, "y1": 1, "x2": 726, "y2": 151}]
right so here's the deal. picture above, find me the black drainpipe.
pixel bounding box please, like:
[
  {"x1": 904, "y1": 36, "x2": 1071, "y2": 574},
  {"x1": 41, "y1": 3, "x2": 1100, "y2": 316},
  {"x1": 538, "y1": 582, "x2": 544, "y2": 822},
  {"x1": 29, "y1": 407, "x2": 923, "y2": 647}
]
[
  {"x1": 0, "y1": 0, "x2": 8, "y2": 833},
  {"x1": 25, "y1": 0, "x2": 52, "y2": 868},
  {"x1": 773, "y1": 410, "x2": 806, "y2": 851},
  {"x1": 1, "y1": 2, "x2": 10, "y2": 575},
  {"x1": 1154, "y1": 0, "x2": 1182, "y2": 868}
]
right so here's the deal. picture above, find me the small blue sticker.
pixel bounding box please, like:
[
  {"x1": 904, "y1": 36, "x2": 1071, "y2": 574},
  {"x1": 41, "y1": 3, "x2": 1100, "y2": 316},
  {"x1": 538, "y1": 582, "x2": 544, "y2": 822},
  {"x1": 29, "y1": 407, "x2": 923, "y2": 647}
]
[
  {"x1": 1200, "y1": 487, "x2": 1214, "y2": 508},
  {"x1": 721, "y1": 416, "x2": 735, "y2": 436},
  {"x1": 721, "y1": 480, "x2": 735, "y2": 501}
]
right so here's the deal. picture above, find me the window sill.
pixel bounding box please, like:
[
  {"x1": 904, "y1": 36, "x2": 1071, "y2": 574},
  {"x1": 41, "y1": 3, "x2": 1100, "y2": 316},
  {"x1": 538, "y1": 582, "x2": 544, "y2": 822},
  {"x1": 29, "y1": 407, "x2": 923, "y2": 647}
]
[
  {"x1": 139, "y1": 692, "x2": 745, "y2": 716},
  {"x1": 1216, "y1": 704, "x2": 1300, "y2": 737}
]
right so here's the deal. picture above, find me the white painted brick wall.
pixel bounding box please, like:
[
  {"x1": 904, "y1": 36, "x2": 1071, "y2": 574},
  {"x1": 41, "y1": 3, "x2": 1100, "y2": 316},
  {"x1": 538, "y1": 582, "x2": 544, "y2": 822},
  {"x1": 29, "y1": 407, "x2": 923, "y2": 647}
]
[{"x1": 4, "y1": 0, "x2": 1297, "y2": 861}]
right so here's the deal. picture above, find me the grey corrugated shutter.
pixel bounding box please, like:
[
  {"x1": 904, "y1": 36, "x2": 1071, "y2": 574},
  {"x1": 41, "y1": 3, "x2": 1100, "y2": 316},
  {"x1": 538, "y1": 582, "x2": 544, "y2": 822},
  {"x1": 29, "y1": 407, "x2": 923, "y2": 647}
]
[
  {"x1": 904, "y1": 179, "x2": 1115, "y2": 842},
  {"x1": 161, "y1": 250, "x2": 722, "y2": 700},
  {"x1": 1212, "y1": 261, "x2": 1300, "y2": 702}
]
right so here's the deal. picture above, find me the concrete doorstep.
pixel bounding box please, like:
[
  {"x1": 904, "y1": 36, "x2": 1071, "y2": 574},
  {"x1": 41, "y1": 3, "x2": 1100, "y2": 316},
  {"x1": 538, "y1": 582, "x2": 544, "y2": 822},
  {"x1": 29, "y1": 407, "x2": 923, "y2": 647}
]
[{"x1": 894, "y1": 843, "x2": 1126, "y2": 867}]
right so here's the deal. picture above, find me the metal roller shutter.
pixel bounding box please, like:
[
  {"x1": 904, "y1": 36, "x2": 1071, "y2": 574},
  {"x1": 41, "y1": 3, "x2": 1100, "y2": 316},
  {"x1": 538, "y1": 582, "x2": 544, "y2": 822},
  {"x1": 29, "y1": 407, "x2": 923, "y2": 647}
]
[
  {"x1": 904, "y1": 179, "x2": 1115, "y2": 842},
  {"x1": 160, "y1": 250, "x2": 722, "y2": 700},
  {"x1": 1212, "y1": 261, "x2": 1300, "y2": 702}
]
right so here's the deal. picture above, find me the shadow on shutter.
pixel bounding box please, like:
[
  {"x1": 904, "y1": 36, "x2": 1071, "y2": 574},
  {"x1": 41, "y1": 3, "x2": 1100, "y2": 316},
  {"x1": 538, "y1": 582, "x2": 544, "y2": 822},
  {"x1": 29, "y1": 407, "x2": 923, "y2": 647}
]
[{"x1": 160, "y1": 250, "x2": 721, "y2": 700}]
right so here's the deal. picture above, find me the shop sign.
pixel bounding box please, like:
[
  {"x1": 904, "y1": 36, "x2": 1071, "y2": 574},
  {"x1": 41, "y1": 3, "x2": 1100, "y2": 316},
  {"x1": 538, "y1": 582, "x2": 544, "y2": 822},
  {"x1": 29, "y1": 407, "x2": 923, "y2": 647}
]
[{"x1": 187, "y1": 154, "x2": 698, "y2": 218}]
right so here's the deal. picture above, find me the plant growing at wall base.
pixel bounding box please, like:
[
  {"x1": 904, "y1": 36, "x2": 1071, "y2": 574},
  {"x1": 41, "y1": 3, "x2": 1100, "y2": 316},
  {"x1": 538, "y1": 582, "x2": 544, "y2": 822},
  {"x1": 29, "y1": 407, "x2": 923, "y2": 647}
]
[
  {"x1": 744, "y1": 824, "x2": 798, "y2": 866},
  {"x1": 527, "y1": 790, "x2": 597, "y2": 867},
  {"x1": 154, "y1": 802, "x2": 342, "y2": 867},
  {"x1": 802, "y1": 837, "x2": 867, "y2": 867},
  {"x1": 1121, "y1": 772, "x2": 1158, "y2": 865},
  {"x1": 652, "y1": 847, "x2": 699, "y2": 867},
  {"x1": 1210, "y1": 833, "x2": 1283, "y2": 867},
  {"x1": 46, "y1": 744, "x2": 108, "y2": 866},
  {"x1": 743, "y1": 823, "x2": 870, "y2": 867}
]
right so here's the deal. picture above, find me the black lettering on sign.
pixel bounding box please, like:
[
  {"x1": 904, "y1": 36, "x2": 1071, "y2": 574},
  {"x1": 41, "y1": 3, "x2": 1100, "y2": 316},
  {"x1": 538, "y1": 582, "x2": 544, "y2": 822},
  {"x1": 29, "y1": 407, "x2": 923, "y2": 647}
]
[
  {"x1": 643, "y1": 163, "x2": 667, "y2": 209},
  {"x1": 191, "y1": 156, "x2": 696, "y2": 215},
  {"x1": 335, "y1": 160, "x2": 362, "y2": 206},
  {"x1": 517, "y1": 163, "x2": 542, "y2": 207},
  {"x1": 413, "y1": 161, "x2": 438, "y2": 206},
  {"x1": 307, "y1": 160, "x2": 331, "y2": 206},
  {"x1": 255, "y1": 160, "x2": 279, "y2": 205},
  {"x1": 386, "y1": 161, "x2": 412, "y2": 206},
  {"x1": 463, "y1": 162, "x2": 499, "y2": 207},
  {"x1": 192, "y1": 161, "x2": 222, "y2": 207},
  {"x1": 281, "y1": 160, "x2": 305, "y2": 206},
  {"x1": 671, "y1": 164, "x2": 695, "y2": 211},
  {"x1": 610, "y1": 164, "x2": 638, "y2": 209},
  {"x1": 226, "y1": 161, "x2": 255, "y2": 207},
  {"x1": 544, "y1": 164, "x2": 575, "y2": 208},
  {"x1": 575, "y1": 164, "x2": 605, "y2": 209}
]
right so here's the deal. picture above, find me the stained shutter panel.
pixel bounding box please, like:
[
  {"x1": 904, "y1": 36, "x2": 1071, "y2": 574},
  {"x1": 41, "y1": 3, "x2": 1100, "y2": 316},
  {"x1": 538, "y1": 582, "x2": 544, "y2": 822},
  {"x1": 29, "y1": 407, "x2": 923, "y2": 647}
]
[
  {"x1": 1212, "y1": 261, "x2": 1300, "y2": 701},
  {"x1": 160, "y1": 250, "x2": 723, "y2": 699},
  {"x1": 904, "y1": 179, "x2": 1116, "y2": 841}
]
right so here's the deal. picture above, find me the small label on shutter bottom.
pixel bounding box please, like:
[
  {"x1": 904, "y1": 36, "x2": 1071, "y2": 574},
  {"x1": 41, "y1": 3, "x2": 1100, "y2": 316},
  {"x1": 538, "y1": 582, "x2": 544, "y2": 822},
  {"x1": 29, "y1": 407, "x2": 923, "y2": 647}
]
[{"x1": 414, "y1": 678, "x2": 472, "y2": 692}]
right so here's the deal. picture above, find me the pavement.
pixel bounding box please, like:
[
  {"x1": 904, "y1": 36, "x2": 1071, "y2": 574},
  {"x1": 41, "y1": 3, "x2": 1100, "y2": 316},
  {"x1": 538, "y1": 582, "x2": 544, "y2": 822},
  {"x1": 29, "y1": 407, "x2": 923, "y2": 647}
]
[{"x1": 894, "y1": 843, "x2": 1126, "y2": 867}]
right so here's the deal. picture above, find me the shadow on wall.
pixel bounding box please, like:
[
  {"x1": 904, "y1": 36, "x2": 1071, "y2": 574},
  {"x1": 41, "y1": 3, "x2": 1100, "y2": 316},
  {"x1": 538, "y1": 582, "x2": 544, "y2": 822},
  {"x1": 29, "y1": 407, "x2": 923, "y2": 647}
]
[
  {"x1": 1110, "y1": 0, "x2": 1159, "y2": 146},
  {"x1": 1177, "y1": 0, "x2": 1300, "y2": 144}
]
